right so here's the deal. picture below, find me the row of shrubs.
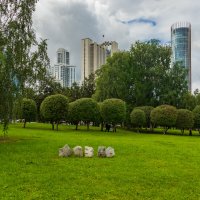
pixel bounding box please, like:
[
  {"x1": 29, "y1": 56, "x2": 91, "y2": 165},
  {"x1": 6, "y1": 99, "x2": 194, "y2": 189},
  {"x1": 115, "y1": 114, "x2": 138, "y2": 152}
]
[
  {"x1": 16, "y1": 95, "x2": 126, "y2": 131},
  {"x1": 17, "y1": 94, "x2": 200, "y2": 135},
  {"x1": 131, "y1": 105, "x2": 200, "y2": 135}
]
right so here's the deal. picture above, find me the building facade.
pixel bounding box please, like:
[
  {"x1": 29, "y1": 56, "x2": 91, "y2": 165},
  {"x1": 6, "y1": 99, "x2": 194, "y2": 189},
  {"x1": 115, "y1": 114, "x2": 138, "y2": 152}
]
[
  {"x1": 81, "y1": 38, "x2": 118, "y2": 82},
  {"x1": 171, "y1": 22, "x2": 191, "y2": 91},
  {"x1": 50, "y1": 48, "x2": 76, "y2": 87}
]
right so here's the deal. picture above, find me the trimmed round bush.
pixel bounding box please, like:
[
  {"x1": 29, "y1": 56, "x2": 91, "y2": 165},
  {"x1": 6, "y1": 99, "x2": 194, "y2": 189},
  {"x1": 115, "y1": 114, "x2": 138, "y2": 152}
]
[
  {"x1": 151, "y1": 105, "x2": 177, "y2": 134},
  {"x1": 21, "y1": 98, "x2": 37, "y2": 128},
  {"x1": 193, "y1": 105, "x2": 200, "y2": 132},
  {"x1": 40, "y1": 94, "x2": 69, "y2": 130},
  {"x1": 68, "y1": 98, "x2": 100, "y2": 130},
  {"x1": 176, "y1": 109, "x2": 194, "y2": 134},
  {"x1": 135, "y1": 106, "x2": 154, "y2": 128},
  {"x1": 130, "y1": 109, "x2": 146, "y2": 132},
  {"x1": 100, "y1": 98, "x2": 126, "y2": 125}
]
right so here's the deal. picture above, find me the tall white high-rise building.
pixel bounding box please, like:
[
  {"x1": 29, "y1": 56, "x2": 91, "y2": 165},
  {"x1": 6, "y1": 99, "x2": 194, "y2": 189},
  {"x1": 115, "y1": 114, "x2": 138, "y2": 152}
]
[
  {"x1": 81, "y1": 38, "x2": 118, "y2": 82},
  {"x1": 50, "y1": 48, "x2": 76, "y2": 87}
]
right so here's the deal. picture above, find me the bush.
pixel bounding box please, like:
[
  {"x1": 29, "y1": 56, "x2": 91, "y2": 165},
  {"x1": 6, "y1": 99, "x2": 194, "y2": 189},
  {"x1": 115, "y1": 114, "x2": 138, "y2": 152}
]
[
  {"x1": 101, "y1": 98, "x2": 126, "y2": 130},
  {"x1": 151, "y1": 105, "x2": 177, "y2": 134},
  {"x1": 176, "y1": 109, "x2": 194, "y2": 134},
  {"x1": 21, "y1": 98, "x2": 37, "y2": 128},
  {"x1": 193, "y1": 105, "x2": 200, "y2": 133},
  {"x1": 40, "y1": 94, "x2": 69, "y2": 130},
  {"x1": 130, "y1": 109, "x2": 146, "y2": 132},
  {"x1": 135, "y1": 106, "x2": 154, "y2": 128},
  {"x1": 68, "y1": 98, "x2": 100, "y2": 130}
]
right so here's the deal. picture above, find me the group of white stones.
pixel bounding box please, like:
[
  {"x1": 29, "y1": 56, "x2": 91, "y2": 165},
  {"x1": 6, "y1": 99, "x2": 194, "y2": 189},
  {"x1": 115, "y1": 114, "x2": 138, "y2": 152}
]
[{"x1": 59, "y1": 144, "x2": 115, "y2": 158}]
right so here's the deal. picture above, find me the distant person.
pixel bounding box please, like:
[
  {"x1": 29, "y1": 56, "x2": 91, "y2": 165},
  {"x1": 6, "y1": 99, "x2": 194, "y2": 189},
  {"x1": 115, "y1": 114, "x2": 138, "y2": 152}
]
[{"x1": 105, "y1": 123, "x2": 111, "y2": 132}]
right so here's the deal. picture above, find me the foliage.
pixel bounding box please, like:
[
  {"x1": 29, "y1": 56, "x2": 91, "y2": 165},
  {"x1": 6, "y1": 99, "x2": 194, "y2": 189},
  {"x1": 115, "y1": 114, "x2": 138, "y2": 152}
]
[
  {"x1": 151, "y1": 105, "x2": 177, "y2": 134},
  {"x1": 93, "y1": 51, "x2": 132, "y2": 103},
  {"x1": 181, "y1": 92, "x2": 196, "y2": 110},
  {"x1": 40, "y1": 94, "x2": 69, "y2": 130},
  {"x1": 176, "y1": 109, "x2": 194, "y2": 134},
  {"x1": 130, "y1": 109, "x2": 146, "y2": 132},
  {"x1": 0, "y1": 0, "x2": 50, "y2": 134},
  {"x1": 68, "y1": 98, "x2": 100, "y2": 130},
  {"x1": 21, "y1": 98, "x2": 37, "y2": 128},
  {"x1": 68, "y1": 101, "x2": 80, "y2": 130},
  {"x1": 193, "y1": 105, "x2": 200, "y2": 132},
  {"x1": 100, "y1": 98, "x2": 126, "y2": 125},
  {"x1": 94, "y1": 40, "x2": 188, "y2": 108},
  {"x1": 135, "y1": 106, "x2": 154, "y2": 128},
  {"x1": 81, "y1": 73, "x2": 96, "y2": 98}
]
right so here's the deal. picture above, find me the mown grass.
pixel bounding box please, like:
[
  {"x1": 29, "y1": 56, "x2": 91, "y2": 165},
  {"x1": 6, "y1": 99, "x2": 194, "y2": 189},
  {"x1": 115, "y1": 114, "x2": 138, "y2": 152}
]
[{"x1": 0, "y1": 123, "x2": 200, "y2": 200}]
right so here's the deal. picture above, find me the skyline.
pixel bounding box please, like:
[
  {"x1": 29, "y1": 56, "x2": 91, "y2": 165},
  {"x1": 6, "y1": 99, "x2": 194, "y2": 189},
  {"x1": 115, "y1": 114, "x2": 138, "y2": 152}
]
[{"x1": 33, "y1": 0, "x2": 200, "y2": 91}]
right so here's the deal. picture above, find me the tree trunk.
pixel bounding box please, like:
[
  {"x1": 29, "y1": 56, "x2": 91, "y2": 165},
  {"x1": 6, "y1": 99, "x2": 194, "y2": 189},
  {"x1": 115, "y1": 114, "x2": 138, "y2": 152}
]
[
  {"x1": 189, "y1": 129, "x2": 192, "y2": 136},
  {"x1": 163, "y1": 127, "x2": 169, "y2": 134},
  {"x1": 56, "y1": 122, "x2": 59, "y2": 131},
  {"x1": 51, "y1": 122, "x2": 54, "y2": 130},
  {"x1": 87, "y1": 122, "x2": 89, "y2": 131},
  {"x1": 23, "y1": 120, "x2": 26, "y2": 128},
  {"x1": 101, "y1": 122, "x2": 104, "y2": 131},
  {"x1": 75, "y1": 123, "x2": 78, "y2": 130}
]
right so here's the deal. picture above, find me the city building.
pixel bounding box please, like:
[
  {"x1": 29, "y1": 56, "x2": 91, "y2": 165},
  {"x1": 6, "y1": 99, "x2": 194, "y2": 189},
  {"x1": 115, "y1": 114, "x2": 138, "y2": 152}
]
[
  {"x1": 50, "y1": 48, "x2": 76, "y2": 87},
  {"x1": 171, "y1": 22, "x2": 191, "y2": 91},
  {"x1": 81, "y1": 38, "x2": 119, "y2": 82}
]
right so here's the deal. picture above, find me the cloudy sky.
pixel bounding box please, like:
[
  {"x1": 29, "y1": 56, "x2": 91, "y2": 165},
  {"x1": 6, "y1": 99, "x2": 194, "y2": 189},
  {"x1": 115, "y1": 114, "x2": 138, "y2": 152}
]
[{"x1": 33, "y1": 0, "x2": 200, "y2": 91}]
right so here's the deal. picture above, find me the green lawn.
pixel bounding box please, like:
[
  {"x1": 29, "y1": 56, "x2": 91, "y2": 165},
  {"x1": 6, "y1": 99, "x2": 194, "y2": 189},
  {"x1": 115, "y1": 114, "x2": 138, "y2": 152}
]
[{"x1": 0, "y1": 123, "x2": 200, "y2": 200}]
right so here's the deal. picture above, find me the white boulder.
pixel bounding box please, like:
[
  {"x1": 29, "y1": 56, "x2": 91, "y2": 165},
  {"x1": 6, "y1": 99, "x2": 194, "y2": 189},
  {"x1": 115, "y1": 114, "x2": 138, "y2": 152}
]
[
  {"x1": 73, "y1": 146, "x2": 83, "y2": 157},
  {"x1": 84, "y1": 146, "x2": 94, "y2": 157},
  {"x1": 59, "y1": 144, "x2": 72, "y2": 157},
  {"x1": 106, "y1": 147, "x2": 115, "y2": 157},
  {"x1": 97, "y1": 146, "x2": 106, "y2": 157}
]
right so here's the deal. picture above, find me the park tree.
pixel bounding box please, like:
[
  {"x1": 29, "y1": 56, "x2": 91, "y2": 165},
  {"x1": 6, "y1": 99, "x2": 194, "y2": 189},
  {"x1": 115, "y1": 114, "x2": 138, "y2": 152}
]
[
  {"x1": 93, "y1": 51, "x2": 132, "y2": 103},
  {"x1": 81, "y1": 73, "x2": 96, "y2": 98},
  {"x1": 182, "y1": 92, "x2": 196, "y2": 110},
  {"x1": 68, "y1": 98, "x2": 100, "y2": 130},
  {"x1": 158, "y1": 63, "x2": 188, "y2": 107},
  {"x1": 21, "y1": 98, "x2": 37, "y2": 128},
  {"x1": 100, "y1": 98, "x2": 126, "y2": 131},
  {"x1": 193, "y1": 105, "x2": 200, "y2": 133},
  {"x1": 40, "y1": 94, "x2": 69, "y2": 131},
  {"x1": 0, "y1": 0, "x2": 49, "y2": 134},
  {"x1": 94, "y1": 40, "x2": 188, "y2": 108},
  {"x1": 68, "y1": 101, "x2": 80, "y2": 130},
  {"x1": 151, "y1": 105, "x2": 177, "y2": 134},
  {"x1": 69, "y1": 98, "x2": 100, "y2": 130},
  {"x1": 176, "y1": 109, "x2": 194, "y2": 135},
  {"x1": 135, "y1": 106, "x2": 154, "y2": 129},
  {"x1": 130, "y1": 109, "x2": 146, "y2": 132}
]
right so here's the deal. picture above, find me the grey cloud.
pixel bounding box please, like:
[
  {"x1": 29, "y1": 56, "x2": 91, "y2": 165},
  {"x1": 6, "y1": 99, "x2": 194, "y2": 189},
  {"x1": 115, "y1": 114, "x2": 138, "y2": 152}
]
[
  {"x1": 34, "y1": 0, "x2": 100, "y2": 81},
  {"x1": 34, "y1": 0, "x2": 200, "y2": 91}
]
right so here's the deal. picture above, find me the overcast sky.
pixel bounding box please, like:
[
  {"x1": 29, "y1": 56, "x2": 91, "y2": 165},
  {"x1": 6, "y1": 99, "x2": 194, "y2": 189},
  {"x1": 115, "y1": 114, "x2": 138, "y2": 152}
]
[{"x1": 33, "y1": 0, "x2": 200, "y2": 91}]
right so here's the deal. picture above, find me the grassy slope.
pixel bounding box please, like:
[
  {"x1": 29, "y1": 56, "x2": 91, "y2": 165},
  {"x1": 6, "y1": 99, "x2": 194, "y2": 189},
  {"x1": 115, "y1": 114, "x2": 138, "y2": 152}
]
[{"x1": 0, "y1": 123, "x2": 200, "y2": 200}]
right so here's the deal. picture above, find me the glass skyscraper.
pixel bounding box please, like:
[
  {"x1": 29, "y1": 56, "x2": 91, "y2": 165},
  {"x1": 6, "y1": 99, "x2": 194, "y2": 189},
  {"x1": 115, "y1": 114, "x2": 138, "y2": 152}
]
[{"x1": 171, "y1": 22, "x2": 191, "y2": 91}]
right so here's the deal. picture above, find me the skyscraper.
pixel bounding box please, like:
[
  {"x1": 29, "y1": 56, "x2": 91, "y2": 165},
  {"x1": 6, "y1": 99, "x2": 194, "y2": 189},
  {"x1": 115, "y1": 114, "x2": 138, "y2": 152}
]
[
  {"x1": 50, "y1": 48, "x2": 76, "y2": 87},
  {"x1": 171, "y1": 22, "x2": 191, "y2": 91},
  {"x1": 81, "y1": 38, "x2": 119, "y2": 82}
]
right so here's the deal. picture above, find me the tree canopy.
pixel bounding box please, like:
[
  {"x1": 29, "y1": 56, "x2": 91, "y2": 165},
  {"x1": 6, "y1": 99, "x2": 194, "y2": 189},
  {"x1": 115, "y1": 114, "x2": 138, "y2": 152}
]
[
  {"x1": 94, "y1": 40, "x2": 188, "y2": 108},
  {"x1": 0, "y1": 0, "x2": 50, "y2": 133},
  {"x1": 40, "y1": 94, "x2": 69, "y2": 131}
]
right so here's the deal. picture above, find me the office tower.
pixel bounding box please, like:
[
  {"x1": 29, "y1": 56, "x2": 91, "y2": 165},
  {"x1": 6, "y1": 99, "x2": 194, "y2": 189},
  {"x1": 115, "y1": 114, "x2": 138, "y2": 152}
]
[
  {"x1": 51, "y1": 48, "x2": 76, "y2": 87},
  {"x1": 171, "y1": 22, "x2": 191, "y2": 91},
  {"x1": 81, "y1": 38, "x2": 118, "y2": 82},
  {"x1": 57, "y1": 48, "x2": 70, "y2": 65}
]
